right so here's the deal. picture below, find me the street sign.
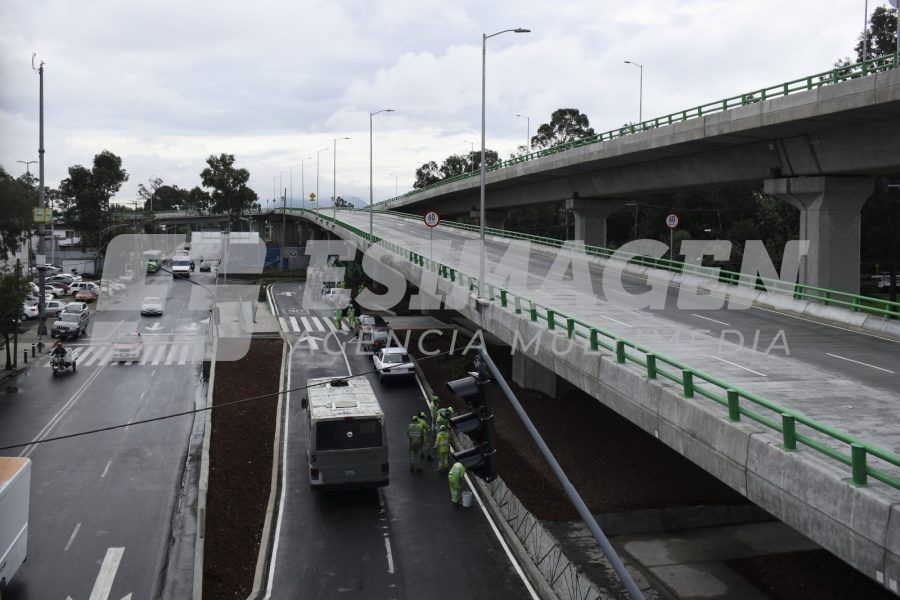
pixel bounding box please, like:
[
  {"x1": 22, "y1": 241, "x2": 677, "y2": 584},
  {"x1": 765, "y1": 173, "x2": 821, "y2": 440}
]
[
  {"x1": 665, "y1": 213, "x2": 679, "y2": 229},
  {"x1": 424, "y1": 211, "x2": 440, "y2": 228},
  {"x1": 33, "y1": 207, "x2": 49, "y2": 222},
  {"x1": 309, "y1": 193, "x2": 316, "y2": 201}
]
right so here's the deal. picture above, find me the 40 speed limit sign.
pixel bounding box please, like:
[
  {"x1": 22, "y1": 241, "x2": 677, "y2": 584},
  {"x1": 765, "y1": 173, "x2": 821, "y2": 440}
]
[{"x1": 424, "y1": 211, "x2": 440, "y2": 227}]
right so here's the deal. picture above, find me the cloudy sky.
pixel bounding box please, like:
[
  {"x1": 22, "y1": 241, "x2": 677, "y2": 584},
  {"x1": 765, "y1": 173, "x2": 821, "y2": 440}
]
[{"x1": 0, "y1": 0, "x2": 883, "y2": 208}]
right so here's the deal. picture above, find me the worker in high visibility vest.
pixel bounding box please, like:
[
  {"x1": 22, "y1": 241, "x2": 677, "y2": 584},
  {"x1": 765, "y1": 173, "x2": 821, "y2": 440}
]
[
  {"x1": 448, "y1": 461, "x2": 466, "y2": 505},
  {"x1": 434, "y1": 425, "x2": 451, "y2": 471},
  {"x1": 435, "y1": 406, "x2": 454, "y2": 431},
  {"x1": 407, "y1": 416, "x2": 426, "y2": 472},
  {"x1": 418, "y1": 411, "x2": 434, "y2": 461}
]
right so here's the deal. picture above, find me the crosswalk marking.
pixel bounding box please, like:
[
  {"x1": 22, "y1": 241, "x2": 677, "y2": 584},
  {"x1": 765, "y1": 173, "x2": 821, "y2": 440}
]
[
  {"x1": 178, "y1": 345, "x2": 190, "y2": 365},
  {"x1": 277, "y1": 313, "x2": 351, "y2": 335},
  {"x1": 42, "y1": 343, "x2": 205, "y2": 368},
  {"x1": 300, "y1": 316, "x2": 313, "y2": 331},
  {"x1": 151, "y1": 345, "x2": 166, "y2": 365},
  {"x1": 289, "y1": 316, "x2": 301, "y2": 332},
  {"x1": 279, "y1": 317, "x2": 289, "y2": 331},
  {"x1": 164, "y1": 346, "x2": 179, "y2": 365}
]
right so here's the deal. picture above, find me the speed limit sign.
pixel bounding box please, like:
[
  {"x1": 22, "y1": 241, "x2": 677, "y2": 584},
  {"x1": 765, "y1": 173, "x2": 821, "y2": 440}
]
[
  {"x1": 424, "y1": 211, "x2": 440, "y2": 228},
  {"x1": 665, "y1": 213, "x2": 679, "y2": 229}
]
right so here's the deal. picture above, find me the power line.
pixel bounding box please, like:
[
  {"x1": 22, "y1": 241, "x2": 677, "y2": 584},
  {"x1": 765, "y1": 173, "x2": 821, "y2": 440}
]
[{"x1": 0, "y1": 347, "x2": 465, "y2": 452}]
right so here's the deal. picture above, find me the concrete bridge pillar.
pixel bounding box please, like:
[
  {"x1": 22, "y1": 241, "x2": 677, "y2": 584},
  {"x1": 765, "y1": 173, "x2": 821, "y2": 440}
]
[
  {"x1": 764, "y1": 176, "x2": 874, "y2": 295},
  {"x1": 566, "y1": 199, "x2": 625, "y2": 248}
]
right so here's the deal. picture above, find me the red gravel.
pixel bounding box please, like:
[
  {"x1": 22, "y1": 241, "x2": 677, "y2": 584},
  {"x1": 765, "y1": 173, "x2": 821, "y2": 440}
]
[{"x1": 202, "y1": 338, "x2": 282, "y2": 600}]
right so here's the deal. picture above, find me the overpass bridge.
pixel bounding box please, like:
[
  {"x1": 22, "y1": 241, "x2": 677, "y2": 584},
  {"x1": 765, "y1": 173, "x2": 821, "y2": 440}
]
[
  {"x1": 294, "y1": 207, "x2": 900, "y2": 595},
  {"x1": 375, "y1": 55, "x2": 900, "y2": 295}
]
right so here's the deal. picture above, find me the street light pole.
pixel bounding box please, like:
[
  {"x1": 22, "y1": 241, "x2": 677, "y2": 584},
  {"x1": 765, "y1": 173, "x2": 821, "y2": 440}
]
[
  {"x1": 333, "y1": 137, "x2": 350, "y2": 220},
  {"x1": 370, "y1": 109, "x2": 395, "y2": 240},
  {"x1": 316, "y1": 147, "x2": 329, "y2": 213},
  {"x1": 300, "y1": 156, "x2": 311, "y2": 211},
  {"x1": 32, "y1": 54, "x2": 48, "y2": 336},
  {"x1": 480, "y1": 28, "x2": 530, "y2": 300},
  {"x1": 389, "y1": 173, "x2": 398, "y2": 197},
  {"x1": 16, "y1": 160, "x2": 37, "y2": 176},
  {"x1": 515, "y1": 114, "x2": 530, "y2": 152},
  {"x1": 624, "y1": 60, "x2": 643, "y2": 123}
]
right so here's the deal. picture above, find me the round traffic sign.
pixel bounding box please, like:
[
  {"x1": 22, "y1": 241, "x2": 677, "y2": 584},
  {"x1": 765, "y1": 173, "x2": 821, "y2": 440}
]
[
  {"x1": 309, "y1": 193, "x2": 317, "y2": 201},
  {"x1": 424, "y1": 211, "x2": 440, "y2": 228},
  {"x1": 665, "y1": 213, "x2": 679, "y2": 229}
]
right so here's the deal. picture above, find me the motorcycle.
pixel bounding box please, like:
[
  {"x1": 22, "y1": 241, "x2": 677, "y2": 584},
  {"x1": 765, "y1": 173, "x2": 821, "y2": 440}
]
[{"x1": 50, "y1": 349, "x2": 77, "y2": 376}]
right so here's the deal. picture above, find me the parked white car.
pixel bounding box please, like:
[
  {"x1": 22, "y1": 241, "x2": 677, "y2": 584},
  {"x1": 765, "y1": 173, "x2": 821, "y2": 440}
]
[
  {"x1": 20, "y1": 303, "x2": 39, "y2": 320},
  {"x1": 372, "y1": 347, "x2": 415, "y2": 380}
]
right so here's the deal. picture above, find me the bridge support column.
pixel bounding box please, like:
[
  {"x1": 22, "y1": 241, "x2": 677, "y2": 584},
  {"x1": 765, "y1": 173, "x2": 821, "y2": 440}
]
[
  {"x1": 566, "y1": 199, "x2": 624, "y2": 248},
  {"x1": 764, "y1": 176, "x2": 874, "y2": 295},
  {"x1": 512, "y1": 352, "x2": 574, "y2": 400}
]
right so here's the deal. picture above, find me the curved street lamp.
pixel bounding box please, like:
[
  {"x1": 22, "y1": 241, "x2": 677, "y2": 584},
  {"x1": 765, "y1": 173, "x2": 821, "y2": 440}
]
[{"x1": 624, "y1": 60, "x2": 643, "y2": 123}]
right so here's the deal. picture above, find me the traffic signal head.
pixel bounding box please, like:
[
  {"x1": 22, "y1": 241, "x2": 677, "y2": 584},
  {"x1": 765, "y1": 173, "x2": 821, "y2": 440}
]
[
  {"x1": 446, "y1": 373, "x2": 479, "y2": 399},
  {"x1": 451, "y1": 446, "x2": 497, "y2": 482}
]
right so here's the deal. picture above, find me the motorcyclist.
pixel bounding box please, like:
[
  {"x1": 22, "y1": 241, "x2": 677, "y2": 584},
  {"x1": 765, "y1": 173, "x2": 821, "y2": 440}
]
[{"x1": 51, "y1": 341, "x2": 67, "y2": 358}]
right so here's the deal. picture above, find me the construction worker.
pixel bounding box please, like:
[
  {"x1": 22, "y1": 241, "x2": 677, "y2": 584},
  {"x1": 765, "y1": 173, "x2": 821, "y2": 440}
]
[
  {"x1": 436, "y1": 406, "x2": 455, "y2": 431},
  {"x1": 347, "y1": 305, "x2": 356, "y2": 328},
  {"x1": 407, "y1": 416, "x2": 425, "y2": 472},
  {"x1": 418, "y1": 411, "x2": 434, "y2": 461},
  {"x1": 434, "y1": 425, "x2": 451, "y2": 471},
  {"x1": 428, "y1": 395, "x2": 439, "y2": 430},
  {"x1": 448, "y1": 461, "x2": 466, "y2": 505},
  {"x1": 335, "y1": 308, "x2": 343, "y2": 329}
]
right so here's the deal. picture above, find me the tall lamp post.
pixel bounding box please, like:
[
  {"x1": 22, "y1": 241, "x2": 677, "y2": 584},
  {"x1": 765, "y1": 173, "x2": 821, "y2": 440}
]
[
  {"x1": 333, "y1": 137, "x2": 350, "y2": 219},
  {"x1": 16, "y1": 160, "x2": 37, "y2": 176},
  {"x1": 299, "y1": 156, "x2": 312, "y2": 211},
  {"x1": 624, "y1": 60, "x2": 643, "y2": 124},
  {"x1": 389, "y1": 173, "x2": 398, "y2": 197},
  {"x1": 515, "y1": 114, "x2": 530, "y2": 152},
  {"x1": 316, "y1": 147, "x2": 329, "y2": 213},
  {"x1": 479, "y1": 28, "x2": 530, "y2": 300},
  {"x1": 370, "y1": 109, "x2": 395, "y2": 240}
]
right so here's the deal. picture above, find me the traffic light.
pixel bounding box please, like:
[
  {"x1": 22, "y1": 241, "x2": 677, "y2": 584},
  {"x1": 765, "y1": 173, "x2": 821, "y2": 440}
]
[{"x1": 447, "y1": 355, "x2": 498, "y2": 482}]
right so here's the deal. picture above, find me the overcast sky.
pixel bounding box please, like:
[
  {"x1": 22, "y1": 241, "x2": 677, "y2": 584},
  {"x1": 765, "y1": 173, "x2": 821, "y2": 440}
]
[{"x1": 0, "y1": 0, "x2": 884, "y2": 208}]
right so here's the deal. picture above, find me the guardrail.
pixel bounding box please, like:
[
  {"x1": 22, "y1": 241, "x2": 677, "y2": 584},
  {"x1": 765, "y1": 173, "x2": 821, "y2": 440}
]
[
  {"x1": 359, "y1": 209, "x2": 900, "y2": 321},
  {"x1": 373, "y1": 52, "x2": 899, "y2": 209},
  {"x1": 299, "y1": 207, "x2": 900, "y2": 492}
]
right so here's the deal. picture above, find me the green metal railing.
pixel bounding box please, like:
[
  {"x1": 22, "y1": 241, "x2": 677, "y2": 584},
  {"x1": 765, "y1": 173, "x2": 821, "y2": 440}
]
[
  {"x1": 361, "y1": 209, "x2": 900, "y2": 320},
  {"x1": 299, "y1": 207, "x2": 900, "y2": 491},
  {"x1": 373, "y1": 53, "x2": 898, "y2": 208}
]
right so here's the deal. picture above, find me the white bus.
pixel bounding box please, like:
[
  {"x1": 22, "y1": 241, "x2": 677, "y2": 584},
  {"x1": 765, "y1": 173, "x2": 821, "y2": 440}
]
[{"x1": 301, "y1": 376, "x2": 389, "y2": 489}]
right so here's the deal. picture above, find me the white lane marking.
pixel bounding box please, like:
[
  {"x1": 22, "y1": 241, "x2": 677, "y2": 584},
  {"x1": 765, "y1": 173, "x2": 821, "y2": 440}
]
[
  {"x1": 306, "y1": 335, "x2": 319, "y2": 351},
  {"x1": 151, "y1": 346, "x2": 166, "y2": 366},
  {"x1": 300, "y1": 316, "x2": 312, "y2": 331},
  {"x1": 711, "y1": 356, "x2": 767, "y2": 377},
  {"x1": 311, "y1": 317, "x2": 326, "y2": 332},
  {"x1": 21, "y1": 366, "x2": 106, "y2": 459},
  {"x1": 178, "y1": 345, "x2": 190, "y2": 365},
  {"x1": 88, "y1": 547, "x2": 125, "y2": 600},
  {"x1": 97, "y1": 347, "x2": 114, "y2": 366},
  {"x1": 80, "y1": 347, "x2": 100, "y2": 366},
  {"x1": 100, "y1": 460, "x2": 112, "y2": 478},
  {"x1": 164, "y1": 345, "x2": 178, "y2": 365},
  {"x1": 64, "y1": 522, "x2": 81, "y2": 552},
  {"x1": 191, "y1": 344, "x2": 205, "y2": 362},
  {"x1": 598, "y1": 314, "x2": 632, "y2": 328},
  {"x1": 288, "y1": 317, "x2": 301, "y2": 332},
  {"x1": 263, "y1": 342, "x2": 296, "y2": 600},
  {"x1": 278, "y1": 317, "x2": 289, "y2": 332},
  {"x1": 691, "y1": 313, "x2": 731, "y2": 327},
  {"x1": 411, "y1": 374, "x2": 538, "y2": 599},
  {"x1": 825, "y1": 353, "x2": 895, "y2": 374},
  {"x1": 339, "y1": 339, "x2": 353, "y2": 376},
  {"x1": 324, "y1": 317, "x2": 338, "y2": 333},
  {"x1": 139, "y1": 347, "x2": 154, "y2": 365},
  {"x1": 383, "y1": 534, "x2": 395, "y2": 575}
]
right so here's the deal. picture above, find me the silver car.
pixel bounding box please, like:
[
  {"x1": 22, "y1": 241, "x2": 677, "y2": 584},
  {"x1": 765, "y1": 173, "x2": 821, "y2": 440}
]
[{"x1": 140, "y1": 296, "x2": 164, "y2": 316}]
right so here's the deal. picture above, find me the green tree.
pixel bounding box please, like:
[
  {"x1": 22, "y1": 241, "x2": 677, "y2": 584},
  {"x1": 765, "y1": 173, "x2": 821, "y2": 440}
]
[
  {"x1": 0, "y1": 167, "x2": 36, "y2": 261},
  {"x1": 531, "y1": 108, "x2": 596, "y2": 150},
  {"x1": 855, "y1": 6, "x2": 898, "y2": 61},
  {"x1": 137, "y1": 177, "x2": 163, "y2": 211},
  {"x1": 0, "y1": 263, "x2": 30, "y2": 369},
  {"x1": 200, "y1": 154, "x2": 257, "y2": 228},
  {"x1": 414, "y1": 161, "x2": 441, "y2": 189},
  {"x1": 58, "y1": 150, "x2": 129, "y2": 249},
  {"x1": 185, "y1": 186, "x2": 211, "y2": 214}
]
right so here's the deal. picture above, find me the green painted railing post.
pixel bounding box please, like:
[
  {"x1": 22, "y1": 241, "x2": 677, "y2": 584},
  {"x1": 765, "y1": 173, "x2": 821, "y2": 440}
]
[
  {"x1": 851, "y1": 443, "x2": 868, "y2": 486},
  {"x1": 727, "y1": 389, "x2": 740, "y2": 421},
  {"x1": 823, "y1": 290, "x2": 830, "y2": 306},
  {"x1": 547, "y1": 310, "x2": 556, "y2": 330},
  {"x1": 646, "y1": 354, "x2": 657, "y2": 379},
  {"x1": 488, "y1": 285, "x2": 495, "y2": 301},
  {"x1": 681, "y1": 369, "x2": 695, "y2": 398},
  {"x1": 529, "y1": 302, "x2": 537, "y2": 322},
  {"x1": 500, "y1": 290, "x2": 508, "y2": 308},
  {"x1": 566, "y1": 318, "x2": 575, "y2": 339},
  {"x1": 852, "y1": 297, "x2": 860, "y2": 313},
  {"x1": 514, "y1": 296, "x2": 521, "y2": 314},
  {"x1": 450, "y1": 269, "x2": 456, "y2": 282},
  {"x1": 589, "y1": 329, "x2": 599, "y2": 351},
  {"x1": 615, "y1": 340, "x2": 626, "y2": 363},
  {"x1": 781, "y1": 414, "x2": 797, "y2": 450}
]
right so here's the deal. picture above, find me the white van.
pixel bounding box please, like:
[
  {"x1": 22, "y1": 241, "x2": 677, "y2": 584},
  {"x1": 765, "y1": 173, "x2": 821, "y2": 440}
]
[
  {"x1": 171, "y1": 255, "x2": 191, "y2": 278},
  {"x1": 1, "y1": 458, "x2": 31, "y2": 595},
  {"x1": 301, "y1": 377, "x2": 389, "y2": 489}
]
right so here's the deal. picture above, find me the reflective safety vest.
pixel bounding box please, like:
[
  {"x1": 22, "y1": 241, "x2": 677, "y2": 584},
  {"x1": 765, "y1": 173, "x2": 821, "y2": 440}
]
[
  {"x1": 407, "y1": 421, "x2": 424, "y2": 447},
  {"x1": 449, "y1": 462, "x2": 466, "y2": 479},
  {"x1": 436, "y1": 409, "x2": 452, "y2": 430},
  {"x1": 435, "y1": 431, "x2": 450, "y2": 449}
]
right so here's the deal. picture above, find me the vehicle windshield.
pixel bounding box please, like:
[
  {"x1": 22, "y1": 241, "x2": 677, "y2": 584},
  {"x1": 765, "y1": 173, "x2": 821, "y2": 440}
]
[
  {"x1": 144, "y1": 297, "x2": 160, "y2": 304},
  {"x1": 382, "y1": 353, "x2": 409, "y2": 364},
  {"x1": 372, "y1": 329, "x2": 390, "y2": 341},
  {"x1": 316, "y1": 419, "x2": 382, "y2": 451},
  {"x1": 116, "y1": 333, "x2": 140, "y2": 345},
  {"x1": 173, "y1": 259, "x2": 190, "y2": 267},
  {"x1": 59, "y1": 313, "x2": 80, "y2": 323}
]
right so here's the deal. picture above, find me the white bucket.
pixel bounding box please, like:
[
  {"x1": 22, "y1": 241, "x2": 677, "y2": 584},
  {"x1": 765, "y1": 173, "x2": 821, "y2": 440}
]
[{"x1": 460, "y1": 490, "x2": 473, "y2": 508}]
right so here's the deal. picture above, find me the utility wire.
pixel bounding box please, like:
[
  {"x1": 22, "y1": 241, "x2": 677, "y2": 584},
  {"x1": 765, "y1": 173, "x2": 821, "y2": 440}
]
[{"x1": 0, "y1": 347, "x2": 468, "y2": 452}]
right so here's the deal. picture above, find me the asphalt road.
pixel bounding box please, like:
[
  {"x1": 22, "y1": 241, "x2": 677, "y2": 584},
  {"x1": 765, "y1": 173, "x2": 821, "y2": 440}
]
[
  {"x1": 264, "y1": 283, "x2": 534, "y2": 600},
  {"x1": 0, "y1": 268, "x2": 212, "y2": 600}
]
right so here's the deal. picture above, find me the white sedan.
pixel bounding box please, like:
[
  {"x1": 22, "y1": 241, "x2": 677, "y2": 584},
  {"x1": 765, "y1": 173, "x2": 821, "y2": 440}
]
[
  {"x1": 372, "y1": 347, "x2": 415, "y2": 380},
  {"x1": 140, "y1": 296, "x2": 164, "y2": 316},
  {"x1": 112, "y1": 332, "x2": 144, "y2": 361}
]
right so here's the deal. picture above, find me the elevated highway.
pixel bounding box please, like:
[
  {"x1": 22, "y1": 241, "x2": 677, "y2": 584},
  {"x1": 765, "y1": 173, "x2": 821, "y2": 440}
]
[{"x1": 299, "y1": 208, "x2": 900, "y2": 595}]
